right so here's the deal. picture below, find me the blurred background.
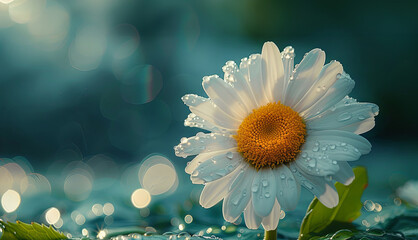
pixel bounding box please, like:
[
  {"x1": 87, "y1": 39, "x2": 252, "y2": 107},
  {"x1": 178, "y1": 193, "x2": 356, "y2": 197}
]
[{"x1": 0, "y1": 0, "x2": 417, "y2": 238}]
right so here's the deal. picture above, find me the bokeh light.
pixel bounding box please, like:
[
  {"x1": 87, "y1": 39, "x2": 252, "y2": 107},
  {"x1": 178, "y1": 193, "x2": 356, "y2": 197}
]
[
  {"x1": 119, "y1": 65, "x2": 163, "y2": 104},
  {"x1": 54, "y1": 218, "x2": 63, "y2": 229},
  {"x1": 0, "y1": 0, "x2": 15, "y2": 4},
  {"x1": 0, "y1": 166, "x2": 13, "y2": 194},
  {"x1": 1, "y1": 189, "x2": 21, "y2": 213},
  {"x1": 0, "y1": 4, "x2": 13, "y2": 28},
  {"x1": 91, "y1": 203, "x2": 103, "y2": 216},
  {"x1": 27, "y1": 2, "x2": 70, "y2": 51},
  {"x1": 64, "y1": 172, "x2": 93, "y2": 201},
  {"x1": 8, "y1": 0, "x2": 45, "y2": 24},
  {"x1": 111, "y1": 24, "x2": 140, "y2": 60},
  {"x1": 20, "y1": 173, "x2": 51, "y2": 196},
  {"x1": 131, "y1": 188, "x2": 151, "y2": 209},
  {"x1": 138, "y1": 154, "x2": 178, "y2": 195},
  {"x1": 2, "y1": 162, "x2": 26, "y2": 190},
  {"x1": 68, "y1": 24, "x2": 107, "y2": 71},
  {"x1": 75, "y1": 213, "x2": 86, "y2": 225},
  {"x1": 103, "y1": 203, "x2": 114, "y2": 216},
  {"x1": 45, "y1": 207, "x2": 60, "y2": 225}
]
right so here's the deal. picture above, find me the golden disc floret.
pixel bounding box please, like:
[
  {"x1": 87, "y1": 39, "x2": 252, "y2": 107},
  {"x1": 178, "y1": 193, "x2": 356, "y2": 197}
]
[{"x1": 234, "y1": 102, "x2": 306, "y2": 169}]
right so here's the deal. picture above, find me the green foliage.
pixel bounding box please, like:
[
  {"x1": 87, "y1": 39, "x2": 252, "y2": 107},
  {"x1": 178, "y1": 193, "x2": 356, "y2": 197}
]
[
  {"x1": 0, "y1": 220, "x2": 67, "y2": 240},
  {"x1": 299, "y1": 167, "x2": 368, "y2": 240}
]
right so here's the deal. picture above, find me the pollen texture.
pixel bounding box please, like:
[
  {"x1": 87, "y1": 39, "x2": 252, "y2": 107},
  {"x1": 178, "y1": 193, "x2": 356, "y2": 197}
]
[{"x1": 234, "y1": 102, "x2": 306, "y2": 169}]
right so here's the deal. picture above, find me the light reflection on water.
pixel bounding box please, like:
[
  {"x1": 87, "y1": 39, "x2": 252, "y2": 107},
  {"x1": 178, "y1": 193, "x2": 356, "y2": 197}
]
[{"x1": 0, "y1": 150, "x2": 416, "y2": 239}]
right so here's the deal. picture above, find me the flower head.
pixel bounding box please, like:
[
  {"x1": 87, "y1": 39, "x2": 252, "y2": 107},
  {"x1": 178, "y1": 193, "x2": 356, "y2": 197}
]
[{"x1": 175, "y1": 42, "x2": 378, "y2": 230}]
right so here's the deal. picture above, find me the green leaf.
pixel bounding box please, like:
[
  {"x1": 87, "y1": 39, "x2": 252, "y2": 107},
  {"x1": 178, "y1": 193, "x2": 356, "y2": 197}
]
[
  {"x1": 0, "y1": 220, "x2": 67, "y2": 240},
  {"x1": 298, "y1": 166, "x2": 368, "y2": 240}
]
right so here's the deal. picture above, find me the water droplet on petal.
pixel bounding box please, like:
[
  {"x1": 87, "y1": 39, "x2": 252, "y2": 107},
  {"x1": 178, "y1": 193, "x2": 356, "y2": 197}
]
[
  {"x1": 308, "y1": 160, "x2": 316, "y2": 168},
  {"x1": 226, "y1": 152, "x2": 233, "y2": 159},
  {"x1": 358, "y1": 114, "x2": 366, "y2": 120},
  {"x1": 337, "y1": 112, "x2": 352, "y2": 121}
]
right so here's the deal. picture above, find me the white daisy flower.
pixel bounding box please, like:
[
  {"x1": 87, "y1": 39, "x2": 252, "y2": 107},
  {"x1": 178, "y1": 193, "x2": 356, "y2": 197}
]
[{"x1": 175, "y1": 42, "x2": 378, "y2": 231}]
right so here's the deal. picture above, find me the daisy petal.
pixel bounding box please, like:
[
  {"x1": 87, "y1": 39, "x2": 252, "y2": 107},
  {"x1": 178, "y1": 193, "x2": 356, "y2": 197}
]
[
  {"x1": 261, "y1": 42, "x2": 285, "y2": 102},
  {"x1": 307, "y1": 101, "x2": 379, "y2": 134},
  {"x1": 332, "y1": 161, "x2": 355, "y2": 186},
  {"x1": 184, "y1": 113, "x2": 223, "y2": 132},
  {"x1": 301, "y1": 72, "x2": 355, "y2": 119},
  {"x1": 202, "y1": 75, "x2": 248, "y2": 119},
  {"x1": 302, "y1": 139, "x2": 362, "y2": 162},
  {"x1": 223, "y1": 61, "x2": 258, "y2": 111},
  {"x1": 240, "y1": 54, "x2": 270, "y2": 106},
  {"x1": 293, "y1": 61, "x2": 343, "y2": 112},
  {"x1": 291, "y1": 164, "x2": 339, "y2": 208},
  {"x1": 281, "y1": 46, "x2": 295, "y2": 99},
  {"x1": 339, "y1": 118, "x2": 376, "y2": 135},
  {"x1": 295, "y1": 148, "x2": 339, "y2": 176},
  {"x1": 174, "y1": 133, "x2": 236, "y2": 158},
  {"x1": 182, "y1": 94, "x2": 240, "y2": 130},
  {"x1": 185, "y1": 148, "x2": 235, "y2": 174},
  {"x1": 244, "y1": 199, "x2": 262, "y2": 229},
  {"x1": 223, "y1": 167, "x2": 255, "y2": 222},
  {"x1": 261, "y1": 200, "x2": 281, "y2": 231},
  {"x1": 252, "y1": 168, "x2": 277, "y2": 217},
  {"x1": 200, "y1": 165, "x2": 243, "y2": 208},
  {"x1": 191, "y1": 152, "x2": 243, "y2": 184},
  {"x1": 306, "y1": 130, "x2": 371, "y2": 154},
  {"x1": 284, "y1": 49, "x2": 325, "y2": 107},
  {"x1": 275, "y1": 165, "x2": 300, "y2": 211}
]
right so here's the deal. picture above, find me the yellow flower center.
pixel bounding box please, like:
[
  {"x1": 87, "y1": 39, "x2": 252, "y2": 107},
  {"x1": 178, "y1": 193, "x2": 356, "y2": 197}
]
[{"x1": 234, "y1": 102, "x2": 306, "y2": 169}]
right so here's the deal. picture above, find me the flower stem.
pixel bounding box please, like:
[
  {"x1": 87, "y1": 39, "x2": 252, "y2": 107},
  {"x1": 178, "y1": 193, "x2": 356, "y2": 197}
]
[{"x1": 264, "y1": 229, "x2": 277, "y2": 240}]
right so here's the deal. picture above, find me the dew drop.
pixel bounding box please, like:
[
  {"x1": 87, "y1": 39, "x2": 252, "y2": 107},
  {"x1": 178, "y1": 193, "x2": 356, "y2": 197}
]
[
  {"x1": 308, "y1": 160, "x2": 316, "y2": 168},
  {"x1": 374, "y1": 203, "x2": 382, "y2": 212},
  {"x1": 358, "y1": 114, "x2": 366, "y2": 120},
  {"x1": 279, "y1": 210, "x2": 286, "y2": 219},
  {"x1": 363, "y1": 200, "x2": 375, "y2": 211},
  {"x1": 330, "y1": 144, "x2": 336, "y2": 150},
  {"x1": 180, "y1": 137, "x2": 188, "y2": 144},
  {"x1": 337, "y1": 112, "x2": 352, "y2": 121},
  {"x1": 280, "y1": 174, "x2": 286, "y2": 180},
  {"x1": 301, "y1": 152, "x2": 308, "y2": 158},
  {"x1": 262, "y1": 180, "x2": 268, "y2": 187},
  {"x1": 264, "y1": 193, "x2": 271, "y2": 198},
  {"x1": 251, "y1": 185, "x2": 259, "y2": 192},
  {"x1": 226, "y1": 152, "x2": 234, "y2": 159},
  {"x1": 312, "y1": 146, "x2": 319, "y2": 152}
]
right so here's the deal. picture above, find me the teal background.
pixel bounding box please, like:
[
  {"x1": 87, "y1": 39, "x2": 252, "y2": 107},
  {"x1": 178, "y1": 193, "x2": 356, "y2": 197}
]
[{"x1": 0, "y1": 0, "x2": 417, "y2": 238}]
